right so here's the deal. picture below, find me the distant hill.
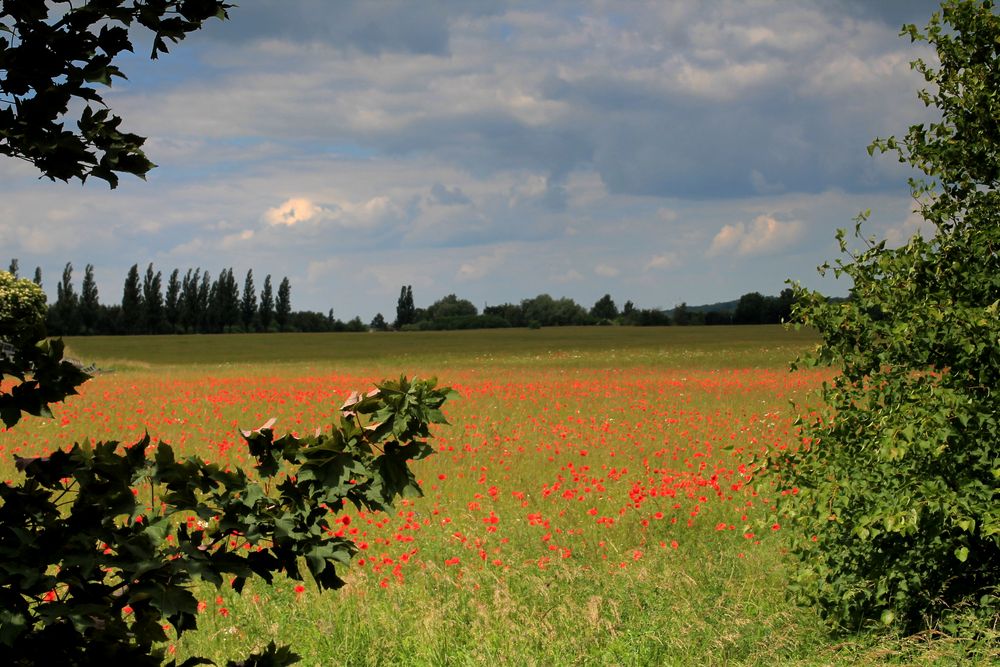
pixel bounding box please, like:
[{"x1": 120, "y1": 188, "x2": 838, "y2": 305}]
[
  {"x1": 668, "y1": 299, "x2": 738, "y2": 316},
  {"x1": 667, "y1": 294, "x2": 848, "y2": 319}
]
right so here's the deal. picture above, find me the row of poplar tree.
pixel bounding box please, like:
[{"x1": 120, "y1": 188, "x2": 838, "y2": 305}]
[{"x1": 7, "y1": 259, "x2": 292, "y2": 335}]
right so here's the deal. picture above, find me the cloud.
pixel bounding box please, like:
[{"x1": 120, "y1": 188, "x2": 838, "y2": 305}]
[
  {"x1": 1, "y1": 1, "x2": 941, "y2": 319},
  {"x1": 306, "y1": 257, "x2": 344, "y2": 284},
  {"x1": 645, "y1": 253, "x2": 679, "y2": 271},
  {"x1": 552, "y1": 268, "x2": 583, "y2": 283},
  {"x1": 221, "y1": 229, "x2": 255, "y2": 249},
  {"x1": 429, "y1": 182, "x2": 471, "y2": 206},
  {"x1": 263, "y1": 195, "x2": 403, "y2": 230},
  {"x1": 657, "y1": 207, "x2": 678, "y2": 223},
  {"x1": 708, "y1": 214, "x2": 804, "y2": 257},
  {"x1": 882, "y1": 209, "x2": 936, "y2": 247},
  {"x1": 264, "y1": 197, "x2": 325, "y2": 226},
  {"x1": 750, "y1": 169, "x2": 784, "y2": 195},
  {"x1": 457, "y1": 248, "x2": 509, "y2": 281}
]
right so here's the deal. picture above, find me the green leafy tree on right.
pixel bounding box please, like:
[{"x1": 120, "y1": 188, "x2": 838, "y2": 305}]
[{"x1": 772, "y1": 0, "x2": 1000, "y2": 634}]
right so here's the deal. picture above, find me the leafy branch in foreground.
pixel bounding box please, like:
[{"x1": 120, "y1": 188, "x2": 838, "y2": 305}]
[
  {"x1": 0, "y1": 1, "x2": 231, "y2": 186},
  {"x1": 0, "y1": 271, "x2": 90, "y2": 428},
  {"x1": 0, "y1": 375, "x2": 454, "y2": 666},
  {"x1": 768, "y1": 0, "x2": 1000, "y2": 637}
]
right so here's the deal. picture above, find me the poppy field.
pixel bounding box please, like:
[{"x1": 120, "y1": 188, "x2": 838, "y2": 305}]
[{"x1": 0, "y1": 326, "x2": 955, "y2": 664}]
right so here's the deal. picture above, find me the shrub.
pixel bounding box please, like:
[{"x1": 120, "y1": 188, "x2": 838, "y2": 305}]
[{"x1": 770, "y1": 0, "x2": 1000, "y2": 635}]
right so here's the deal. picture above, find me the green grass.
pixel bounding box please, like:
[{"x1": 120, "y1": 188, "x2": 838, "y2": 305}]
[
  {"x1": 7, "y1": 326, "x2": 996, "y2": 665},
  {"x1": 63, "y1": 325, "x2": 819, "y2": 370}
]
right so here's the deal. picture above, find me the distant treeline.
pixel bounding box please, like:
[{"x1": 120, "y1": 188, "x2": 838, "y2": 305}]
[
  {"x1": 6, "y1": 258, "x2": 797, "y2": 336},
  {"x1": 7, "y1": 259, "x2": 366, "y2": 336},
  {"x1": 388, "y1": 286, "x2": 797, "y2": 331}
]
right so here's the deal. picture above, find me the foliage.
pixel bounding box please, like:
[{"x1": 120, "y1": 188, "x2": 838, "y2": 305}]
[
  {"x1": 0, "y1": 0, "x2": 231, "y2": 187},
  {"x1": 590, "y1": 294, "x2": 618, "y2": 322},
  {"x1": 425, "y1": 293, "x2": 477, "y2": 321},
  {"x1": 394, "y1": 285, "x2": 416, "y2": 329},
  {"x1": 0, "y1": 369, "x2": 454, "y2": 665},
  {"x1": 772, "y1": 0, "x2": 1000, "y2": 635},
  {"x1": 0, "y1": 271, "x2": 88, "y2": 429},
  {"x1": 275, "y1": 278, "x2": 291, "y2": 332},
  {"x1": 0, "y1": 270, "x2": 46, "y2": 344}
]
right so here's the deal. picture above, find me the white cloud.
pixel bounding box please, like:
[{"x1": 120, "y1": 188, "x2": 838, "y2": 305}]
[
  {"x1": 645, "y1": 253, "x2": 679, "y2": 271},
  {"x1": 263, "y1": 195, "x2": 402, "y2": 230},
  {"x1": 220, "y1": 229, "x2": 255, "y2": 249},
  {"x1": 264, "y1": 197, "x2": 325, "y2": 226},
  {"x1": 708, "y1": 214, "x2": 804, "y2": 257}
]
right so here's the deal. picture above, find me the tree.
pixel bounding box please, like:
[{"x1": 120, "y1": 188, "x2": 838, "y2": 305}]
[
  {"x1": 1, "y1": 270, "x2": 43, "y2": 342},
  {"x1": 48, "y1": 262, "x2": 81, "y2": 336},
  {"x1": 164, "y1": 268, "x2": 181, "y2": 332},
  {"x1": 7, "y1": 258, "x2": 17, "y2": 278},
  {"x1": 179, "y1": 268, "x2": 199, "y2": 333},
  {"x1": 205, "y1": 267, "x2": 238, "y2": 332},
  {"x1": 394, "y1": 285, "x2": 415, "y2": 328},
  {"x1": 121, "y1": 264, "x2": 143, "y2": 334},
  {"x1": 733, "y1": 292, "x2": 766, "y2": 325},
  {"x1": 590, "y1": 294, "x2": 618, "y2": 322},
  {"x1": 259, "y1": 274, "x2": 275, "y2": 331},
  {"x1": 276, "y1": 277, "x2": 291, "y2": 331},
  {"x1": 521, "y1": 294, "x2": 590, "y2": 327},
  {"x1": 370, "y1": 312, "x2": 388, "y2": 331},
  {"x1": 771, "y1": 0, "x2": 1000, "y2": 635},
  {"x1": 241, "y1": 269, "x2": 258, "y2": 332},
  {"x1": 197, "y1": 270, "x2": 211, "y2": 332},
  {"x1": 31, "y1": 266, "x2": 41, "y2": 287},
  {"x1": 0, "y1": 271, "x2": 88, "y2": 427},
  {"x1": 80, "y1": 264, "x2": 100, "y2": 334},
  {"x1": 672, "y1": 302, "x2": 691, "y2": 326},
  {"x1": 426, "y1": 293, "x2": 477, "y2": 321},
  {"x1": 142, "y1": 263, "x2": 163, "y2": 333},
  {"x1": 0, "y1": 1, "x2": 231, "y2": 187},
  {"x1": 51, "y1": 261, "x2": 81, "y2": 335}
]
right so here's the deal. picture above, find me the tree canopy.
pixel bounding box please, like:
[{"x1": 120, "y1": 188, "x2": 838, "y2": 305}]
[
  {"x1": 773, "y1": 0, "x2": 1000, "y2": 634},
  {"x1": 0, "y1": 0, "x2": 231, "y2": 187}
]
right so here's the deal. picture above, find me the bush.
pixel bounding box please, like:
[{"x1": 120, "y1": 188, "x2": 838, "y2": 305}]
[{"x1": 770, "y1": 0, "x2": 1000, "y2": 635}]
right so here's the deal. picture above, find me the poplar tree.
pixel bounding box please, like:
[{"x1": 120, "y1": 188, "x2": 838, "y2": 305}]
[
  {"x1": 259, "y1": 274, "x2": 275, "y2": 331},
  {"x1": 164, "y1": 269, "x2": 181, "y2": 333},
  {"x1": 80, "y1": 264, "x2": 100, "y2": 334},
  {"x1": 241, "y1": 269, "x2": 257, "y2": 332},
  {"x1": 121, "y1": 264, "x2": 143, "y2": 334},
  {"x1": 142, "y1": 263, "x2": 163, "y2": 333},
  {"x1": 276, "y1": 277, "x2": 291, "y2": 331}
]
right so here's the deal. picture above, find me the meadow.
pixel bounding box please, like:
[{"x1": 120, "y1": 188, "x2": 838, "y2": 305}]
[{"x1": 0, "y1": 326, "x2": 979, "y2": 665}]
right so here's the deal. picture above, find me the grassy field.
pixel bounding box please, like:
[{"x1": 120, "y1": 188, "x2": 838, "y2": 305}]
[
  {"x1": 2, "y1": 326, "x2": 990, "y2": 665},
  {"x1": 61, "y1": 324, "x2": 819, "y2": 370}
]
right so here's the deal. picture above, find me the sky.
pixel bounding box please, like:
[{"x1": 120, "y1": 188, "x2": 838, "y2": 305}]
[{"x1": 0, "y1": 0, "x2": 946, "y2": 321}]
